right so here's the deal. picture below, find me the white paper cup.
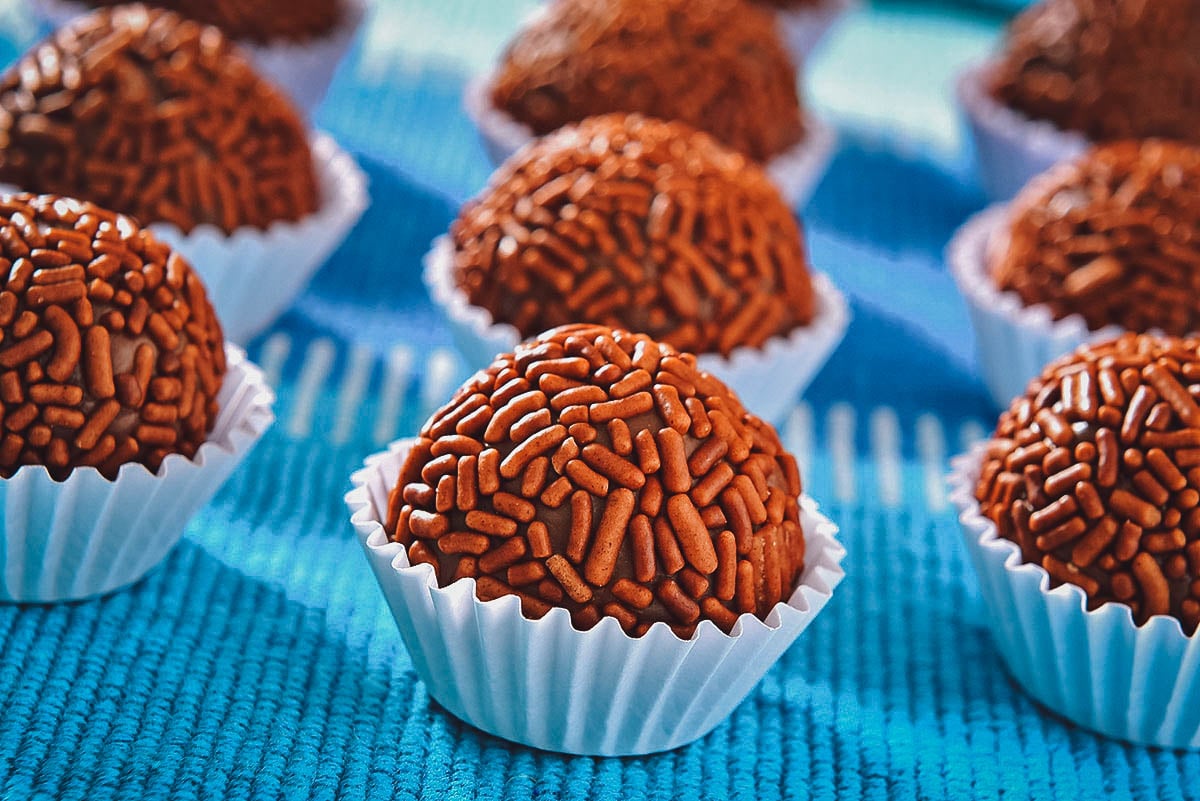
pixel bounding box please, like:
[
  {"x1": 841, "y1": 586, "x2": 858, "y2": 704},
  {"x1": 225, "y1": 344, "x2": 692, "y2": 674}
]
[
  {"x1": 148, "y1": 133, "x2": 369, "y2": 344},
  {"x1": 947, "y1": 204, "x2": 1122, "y2": 409},
  {"x1": 949, "y1": 444, "x2": 1200, "y2": 750},
  {"x1": 957, "y1": 61, "x2": 1090, "y2": 202},
  {"x1": 423, "y1": 236, "x2": 850, "y2": 424},
  {"x1": 28, "y1": 0, "x2": 367, "y2": 113},
  {"x1": 774, "y1": 0, "x2": 855, "y2": 63},
  {"x1": 0, "y1": 344, "x2": 275, "y2": 603},
  {"x1": 463, "y1": 74, "x2": 837, "y2": 210},
  {"x1": 347, "y1": 438, "x2": 845, "y2": 756}
]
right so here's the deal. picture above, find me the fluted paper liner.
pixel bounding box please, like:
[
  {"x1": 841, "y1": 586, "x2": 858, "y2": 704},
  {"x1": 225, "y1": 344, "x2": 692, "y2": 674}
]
[
  {"x1": 949, "y1": 444, "x2": 1200, "y2": 749},
  {"x1": 957, "y1": 60, "x2": 1089, "y2": 202},
  {"x1": 347, "y1": 438, "x2": 845, "y2": 756},
  {"x1": 948, "y1": 204, "x2": 1123, "y2": 408},
  {"x1": 775, "y1": 0, "x2": 855, "y2": 63},
  {"x1": 462, "y1": 73, "x2": 837, "y2": 210},
  {"x1": 30, "y1": 0, "x2": 367, "y2": 113},
  {"x1": 148, "y1": 133, "x2": 369, "y2": 344},
  {"x1": 424, "y1": 235, "x2": 850, "y2": 424},
  {"x1": 0, "y1": 345, "x2": 275, "y2": 603}
]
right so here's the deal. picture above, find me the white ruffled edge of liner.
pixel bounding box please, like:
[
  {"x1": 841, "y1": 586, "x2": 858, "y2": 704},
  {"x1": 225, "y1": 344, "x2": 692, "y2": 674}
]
[
  {"x1": 948, "y1": 444, "x2": 1200, "y2": 749},
  {"x1": 346, "y1": 437, "x2": 846, "y2": 756},
  {"x1": 462, "y1": 72, "x2": 837, "y2": 210},
  {"x1": 28, "y1": 0, "x2": 367, "y2": 112},
  {"x1": 774, "y1": 0, "x2": 857, "y2": 63},
  {"x1": 422, "y1": 235, "x2": 850, "y2": 424},
  {"x1": 956, "y1": 59, "x2": 1090, "y2": 202},
  {"x1": 946, "y1": 204, "x2": 1124, "y2": 408},
  {"x1": 0, "y1": 344, "x2": 276, "y2": 602},
  {"x1": 148, "y1": 132, "x2": 369, "y2": 343}
]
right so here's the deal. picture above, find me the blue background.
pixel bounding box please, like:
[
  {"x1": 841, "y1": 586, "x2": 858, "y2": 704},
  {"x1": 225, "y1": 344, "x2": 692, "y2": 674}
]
[{"x1": 6, "y1": 1, "x2": 1198, "y2": 799}]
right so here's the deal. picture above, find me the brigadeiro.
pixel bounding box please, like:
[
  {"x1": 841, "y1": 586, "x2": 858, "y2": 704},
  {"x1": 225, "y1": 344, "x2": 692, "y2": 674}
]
[
  {"x1": 0, "y1": 5, "x2": 368, "y2": 342},
  {"x1": 957, "y1": 0, "x2": 1200, "y2": 199},
  {"x1": 348, "y1": 324, "x2": 844, "y2": 755},
  {"x1": 0, "y1": 193, "x2": 273, "y2": 603},
  {"x1": 29, "y1": 0, "x2": 366, "y2": 111},
  {"x1": 465, "y1": 0, "x2": 836, "y2": 207},
  {"x1": 949, "y1": 139, "x2": 1200, "y2": 407},
  {"x1": 951, "y1": 333, "x2": 1200, "y2": 748},
  {"x1": 427, "y1": 113, "x2": 848, "y2": 423}
]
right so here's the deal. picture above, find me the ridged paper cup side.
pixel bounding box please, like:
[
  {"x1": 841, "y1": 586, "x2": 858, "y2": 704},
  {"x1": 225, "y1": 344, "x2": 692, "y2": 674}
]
[
  {"x1": 347, "y1": 438, "x2": 846, "y2": 756},
  {"x1": 0, "y1": 344, "x2": 275, "y2": 603},
  {"x1": 774, "y1": 0, "x2": 856, "y2": 64},
  {"x1": 949, "y1": 444, "x2": 1200, "y2": 749},
  {"x1": 424, "y1": 235, "x2": 849, "y2": 424},
  {"x1": 150, "y1": 133, "x2": 369, "y2": 344}
]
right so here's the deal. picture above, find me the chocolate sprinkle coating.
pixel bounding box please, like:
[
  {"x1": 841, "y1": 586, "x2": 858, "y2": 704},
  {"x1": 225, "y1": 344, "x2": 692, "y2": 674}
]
[
  {"x1": 0, "y1": 194, "x2": 226, "y2": 480},
  {"x1": 991, "y1": 140, "x2": 1200, "y2": 337},
  {"x1": 453, "y1": 114, "x2": 816, "y2": 358},
  {"x1": 988, "y1": 0, "x2": 1200, "y2": 142},
  {"x1": 0, "y1": 5, "x2": 319, "y2": 234},
  {"x1": 976, "y1": 333, "x2": 1200, "y2": 633},
  {"x1": 489, "y1": 0, "x2": 805, "y2": 163},
  {"x1": 75, "y1": 0, "x2": 344, "y2": 43},
  {"x1": 386, "y1": 324, "x2": 807, "y2": 638}
]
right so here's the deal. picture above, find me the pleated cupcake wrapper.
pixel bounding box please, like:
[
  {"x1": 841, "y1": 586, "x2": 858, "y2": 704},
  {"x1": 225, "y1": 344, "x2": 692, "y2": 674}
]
[
  {"x1": 424, "y1": 235, "x2": 850, "y2": 424},
  {"x1": 957, "y1": 60, "x2": 1089, "y2": 202},
  {"x1": 147, "y1": 133, "x2": 369, "y2": 344},
  {"x1": 947, "y1": 204, "x2": 1124, "y2": 409},
  {"x1": 774, "y1": 0, "x2": 856, "y2": 63},
  {"x1": 29, "y1": 0, "x2": 366, "y2": 113},
  {"x1": 949, "y1": 445, "x2": 1200, "y2": 749},
  {"x1": 0, "y1": 345, "x2": 275, "y2": 604},
  {"x1": 346, "y1": 438, "x2": 846, "y2": 756},
  {"x1": 462, "y1": 73, "x2": 838, "y2": 210}
]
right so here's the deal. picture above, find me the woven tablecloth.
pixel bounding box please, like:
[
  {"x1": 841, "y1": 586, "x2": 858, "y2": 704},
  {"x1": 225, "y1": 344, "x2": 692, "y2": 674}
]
[{"x1": 2, "y1": 1, "x2": 1195, "y2": 799}]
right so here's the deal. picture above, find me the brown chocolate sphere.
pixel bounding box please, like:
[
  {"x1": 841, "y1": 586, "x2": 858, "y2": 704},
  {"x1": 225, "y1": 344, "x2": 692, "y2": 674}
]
[
  {"x1": 75, "y1": 0, "x2": 345, "y2": 43},
  {"x1": 0, "y1": 194, "x2": 226, "y2": 479},
  {"x1": 489, "y1": 0, "x2": 805, "y2": 163},
  {"x1": 0, "y1": 5, "x2": 319, "y2": 234},
  {"x1": 991, "y1": 140, "x2": 1200, "y2": 337},
  {"x1": 976, "y1": 333, "x2": 1200, "y2": 633},
  {"x1": 453, "y1": 114, "x2": 816, "y2": 358},
  {"x1": 988, "y1": 0, "x2": 1200, "y2": 142},
  {"x1": 385, "y1": 324, "x2": 807, "y2": 638}
]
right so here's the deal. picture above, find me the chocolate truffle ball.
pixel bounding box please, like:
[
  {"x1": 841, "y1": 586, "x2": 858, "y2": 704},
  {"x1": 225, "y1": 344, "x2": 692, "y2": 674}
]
[
  {"x1": 453, "y1": 114, "x2": 816, "y2": 358},
  {"x1": 988, "y1": 0, "x2": 1200, "y2": 142},
  {"x1": 991, "y1": 140, "x2": 1200, "y2": 337},
  {"x1": 0, "y1": 5, "x2": 319, "y2": 234},
  {"x1": 0, "y1": 194, "x2": 225, "y2": 480},
  {"x1": 75, "y1": 0, "x2": 344, "y2": 43},
  {"x1": 488, "y1": 0, "x2": 805, "y2": 163},
  {"x1": 975, "y1": 333, "x2": 1200, "y2": 633},
  {"x1": 386, "y1": 324, "x2": 807, "y2": 637}
]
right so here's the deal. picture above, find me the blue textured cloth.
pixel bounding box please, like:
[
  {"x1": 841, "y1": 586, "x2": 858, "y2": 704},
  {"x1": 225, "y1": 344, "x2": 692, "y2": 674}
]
[{"x1": 3, "y1": 2, "x2": 1198, "y2": 800}]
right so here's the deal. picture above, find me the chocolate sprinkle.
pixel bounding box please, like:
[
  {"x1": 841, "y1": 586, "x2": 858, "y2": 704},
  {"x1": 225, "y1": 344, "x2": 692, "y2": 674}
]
[
  {"x1": 991, "y1": 140, "x2": 1200, "y2": 337},
  {"x1": 976, "y1": 333, "x2": 1200, "y2": 633},
  {"x1": 453, "y1": 114, "x2": 816, "y2": 358},
  {"x1": 386, "y1": 324, "x2": 807, "y2": 638},
  {"x1": 489, "y1": 0, "x2": 805, "y2": 163},
  {"x1": 0, "y1": 5, "x2": 319, "y2": 234},
  {"x1": 0, "y1": 193, "x2": 225, "y2": 480}
]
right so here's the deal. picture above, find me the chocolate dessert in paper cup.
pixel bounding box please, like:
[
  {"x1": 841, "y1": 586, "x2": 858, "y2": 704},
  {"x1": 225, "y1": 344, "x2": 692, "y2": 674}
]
[
  {"x1": 949, "y1": 140, "x2": 1200, "y2": 409},
  {"x1": 29, "y1": 0, "x2": 367, "y2": 112},
  {"x1": 346, "y1": 325, "x2": 845, "y2": 756},
  {"x1": 0, "y1": 6, "x2": 369, "y2": 344},
  {"x1": 949, "y1": 332, "x2": 1200, "y2": 748},
  {"x1": 468, "y1": 0, "x2": 835, "y2": 208},
  {"x1": 430, "y1": 114, "x2": 848, "y2": 424},
  {"x1": 959, "y1": 0, "x2": 1200, "y2": 201},
  {"x1": 0, "y1": 194, "x2": 274, "y2": 603}
]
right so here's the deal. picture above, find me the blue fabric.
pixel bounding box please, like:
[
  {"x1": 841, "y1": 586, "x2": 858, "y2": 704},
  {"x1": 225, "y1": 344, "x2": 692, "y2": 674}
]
[{"x1": 2, "y1": 2, "x2": 1198, "y2": 800}]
